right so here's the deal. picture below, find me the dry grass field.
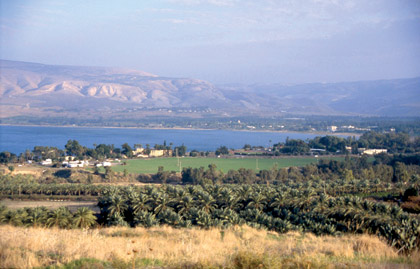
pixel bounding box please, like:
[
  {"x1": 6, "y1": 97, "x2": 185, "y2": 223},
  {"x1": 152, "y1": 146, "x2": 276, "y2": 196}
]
[{"x1": 1, "y1": 225, "x2": 419, "y2": 268}]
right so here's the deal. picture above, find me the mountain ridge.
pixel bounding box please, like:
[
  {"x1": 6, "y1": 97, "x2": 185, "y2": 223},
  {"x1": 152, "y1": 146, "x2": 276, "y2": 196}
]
[{"x1": 1, "y1": 59, "x2": 419, "y2": 118}]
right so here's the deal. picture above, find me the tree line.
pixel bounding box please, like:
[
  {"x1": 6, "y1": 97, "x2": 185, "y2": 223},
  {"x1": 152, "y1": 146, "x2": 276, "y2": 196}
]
[
  {"x1": 269, "y1": 131, "x2": 420, "y2": 155},
  {"x1": 0, "y1": 206, "x2": 96, "y2": 229}
]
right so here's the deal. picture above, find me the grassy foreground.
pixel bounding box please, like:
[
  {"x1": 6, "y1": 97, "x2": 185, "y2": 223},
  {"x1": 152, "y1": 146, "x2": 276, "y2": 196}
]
[
  {"x1": 1, "y1": 225, "x2": 418, "y2": 268},
  {"x1": 112, "y1": 156, "x2": 344, "y2": 174}
]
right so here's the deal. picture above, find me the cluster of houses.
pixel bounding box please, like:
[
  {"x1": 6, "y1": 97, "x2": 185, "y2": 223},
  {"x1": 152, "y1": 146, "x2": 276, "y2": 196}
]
[
  {"x1": 39, "y1": 146, "x2": 174, "y2": 168},
  {"x1": 40, "y1": 156, "x2": 113, "y2": 168}
]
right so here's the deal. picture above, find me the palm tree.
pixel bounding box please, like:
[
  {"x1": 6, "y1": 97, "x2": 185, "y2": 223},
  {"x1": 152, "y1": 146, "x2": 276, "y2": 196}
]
[
  {"x1": 269, "y1": 194, "x2": 287, "y2": 209},
  {"x1": 154, "y1": 193, "x2": 173, "y2": 215},
  {"x1": 0, "y1": 206, "x2": 8, "y2": 223},
  {"x1": 176, "y1": 195, "x2": 194, "y2": 215},
  {"x1": 246, "y1": 193, "x2": 266, "y2": 212},
  {"x1": 196, "y1": 210, "x2": 213, "y2": 228},
  {"x1": 46, "y1": 207, "x2": 71, "y2": 228},
  {"x1": 73, "y1": 207, "x2": 97, "y2": 228},
  {"x1": 131, "y1": 193, "x2": 152, "y2": 215},
  {"x1": 3, "y1": 209, "x2": 26, "y2": 226},
  {"x1": 158, "y1": 209, "x2": 183, "y2": 227},
  {"x1": 108, "y1": 195, "x2": 128, "y2": 219},
  {"x1": 196, "y1": 193, "x2": 217, "y2": 214},
  {"x1": 219, "y1": 191, "x2": 241, "y2": 211},
  {"x1": 134, "y1": 210, "x2": 157, "y2": 227},
  {"x1": 27, "y1": 207, "x2": 48, "y2": 227}
]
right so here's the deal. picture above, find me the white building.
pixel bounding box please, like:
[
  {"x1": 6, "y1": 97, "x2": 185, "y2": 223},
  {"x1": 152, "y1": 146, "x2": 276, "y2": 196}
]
[
  {"x1": 328, "y1": 126, "x2": 338, "y2": 132},
  {"x1": 41, "y1": 159, "x2": 52, "y2": 166},
  {"x1": 97, "y1": 161, "x2": 112, "y2": 167},
  {"x1": 63, "y1": 160, "x2": 89, "y2": 168},
  {"x1": 362, "y1": 149, "x2": 388, "y2": 155}
]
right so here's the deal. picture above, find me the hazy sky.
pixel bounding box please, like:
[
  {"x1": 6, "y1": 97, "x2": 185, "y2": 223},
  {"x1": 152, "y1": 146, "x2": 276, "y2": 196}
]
[{"x1": 1, "y1": 0, "x2": 420, "y2": 84}]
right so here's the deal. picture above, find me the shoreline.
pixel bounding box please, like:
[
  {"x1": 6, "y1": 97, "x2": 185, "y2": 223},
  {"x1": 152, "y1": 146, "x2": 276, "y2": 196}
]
[{"x1": 0, "y1": 123, "x2": 361, "y2": 137}]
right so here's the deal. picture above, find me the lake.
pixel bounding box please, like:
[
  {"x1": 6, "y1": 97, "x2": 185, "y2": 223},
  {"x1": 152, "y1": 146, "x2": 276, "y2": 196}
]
[{"x1": 0, "y1": 125, "x2": 332, "y2": 154}]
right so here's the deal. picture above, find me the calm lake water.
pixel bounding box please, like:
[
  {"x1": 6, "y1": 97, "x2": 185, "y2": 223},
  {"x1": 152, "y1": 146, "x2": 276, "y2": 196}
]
[{"x1": 0, "y1": 125, "x2": 327, "y2": 154}]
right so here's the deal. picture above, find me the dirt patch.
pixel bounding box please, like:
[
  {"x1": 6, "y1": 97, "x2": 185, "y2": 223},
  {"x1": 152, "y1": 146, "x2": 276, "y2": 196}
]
[
  {"x1": 9, "y1": 165, "x2": 44, "y2": 177},
  {"x1": 0, "y1": 199, "x2": 99, "y2": 213}
]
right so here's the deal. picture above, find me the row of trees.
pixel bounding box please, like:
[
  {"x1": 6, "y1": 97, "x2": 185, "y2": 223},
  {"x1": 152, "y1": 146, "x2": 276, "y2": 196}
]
[
  {"x1": 176, "y1": 155, "x2": 420, "y2": 186},
  {"x1": 273, "y1": 132, "x2": 420, "y2": 154},
  {"x1": 0, "y1": 174, "x2": 110, "y2": 196},
  {"x1": 358, "y1": 132, "x2": 419, "y2": 153},
  {"x1": 0, "y1": 174, "x2": 411, "y2": 199},
  {"x1": 270, "y1": 132, "x2": 420, "y2": 155},
  {"x1": 0, "y1": 206, "x2": 96, "y2": 229}
]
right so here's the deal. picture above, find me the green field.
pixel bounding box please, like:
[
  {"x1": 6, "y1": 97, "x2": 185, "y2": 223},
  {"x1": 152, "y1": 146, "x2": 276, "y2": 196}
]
[{"x1": 112, "y1": 156, "x2": 344, "y2": 174}]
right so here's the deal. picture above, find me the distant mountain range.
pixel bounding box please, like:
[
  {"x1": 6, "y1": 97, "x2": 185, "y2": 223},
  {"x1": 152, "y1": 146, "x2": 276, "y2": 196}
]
[{"x1": 1, "y1": 59, "x2": 419, "y2": 119}]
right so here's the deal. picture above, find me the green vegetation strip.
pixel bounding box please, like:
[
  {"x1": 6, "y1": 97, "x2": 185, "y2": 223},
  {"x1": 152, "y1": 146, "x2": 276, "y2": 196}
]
[{"x1": 112, "y1": 156, "x2": 344, "y2": 174}]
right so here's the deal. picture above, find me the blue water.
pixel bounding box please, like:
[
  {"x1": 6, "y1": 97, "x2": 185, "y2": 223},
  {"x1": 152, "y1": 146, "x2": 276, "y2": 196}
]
[{"x1": 0, "y1": 125, "x2": 324, "y2": 154}]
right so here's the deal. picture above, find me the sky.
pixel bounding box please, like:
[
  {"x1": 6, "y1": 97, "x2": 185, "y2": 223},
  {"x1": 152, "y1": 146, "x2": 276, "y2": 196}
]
[{"x1": 1, "y1": 0, "x2": 420, "y2": 84}]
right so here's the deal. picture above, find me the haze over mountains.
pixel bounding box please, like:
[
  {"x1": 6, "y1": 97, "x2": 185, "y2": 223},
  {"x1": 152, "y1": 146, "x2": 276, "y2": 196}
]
[{"x1": 1, "y1": 59, "x2": 419, "y2": 120}]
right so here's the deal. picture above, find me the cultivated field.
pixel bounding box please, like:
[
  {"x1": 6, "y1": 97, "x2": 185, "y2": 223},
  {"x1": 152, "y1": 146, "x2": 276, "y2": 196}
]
[
  {"x1": 1, "y1": 225, "x2": 418, "y2": 268},
  {"x1": 112, "y1": 156, "x2": 344, "y2": 174}
]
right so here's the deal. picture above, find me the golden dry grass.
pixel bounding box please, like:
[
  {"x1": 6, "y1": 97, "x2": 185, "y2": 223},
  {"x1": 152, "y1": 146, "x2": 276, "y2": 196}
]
[{"x1": 0, "y1": 225, "x2": 418, "y2": 268}]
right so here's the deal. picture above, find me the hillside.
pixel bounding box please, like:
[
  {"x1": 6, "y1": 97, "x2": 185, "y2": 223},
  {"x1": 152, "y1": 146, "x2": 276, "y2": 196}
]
[
  {"x1": 0, "y1": 60, "x2": 231, "y2": 118},
  {"x1": 1, "y1": 59, "x2": 419, "y2": 120}
]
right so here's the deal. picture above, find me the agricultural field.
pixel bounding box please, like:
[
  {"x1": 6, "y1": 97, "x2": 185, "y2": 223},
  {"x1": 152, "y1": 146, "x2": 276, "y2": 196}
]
[{"x1": 112, "y1": 156, "x2": 344, "y2": 174}]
